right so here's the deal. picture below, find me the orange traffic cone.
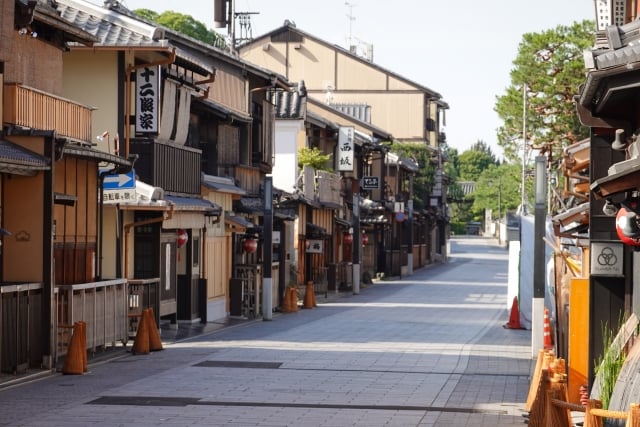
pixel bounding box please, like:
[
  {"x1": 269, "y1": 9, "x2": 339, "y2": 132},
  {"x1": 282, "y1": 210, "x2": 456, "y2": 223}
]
[
  {"x1": 146, "y1": 308, "x2": 163, "y2": 352},
  {"x1": 289, "y1": 287, "x2": 299, "y2": 312},
  {"x1": 543, "y1": 308, "x2": 554, "y2": 350},
  {"x1": 310, "y1": 281, "x2": 317, "y2": 307},
  {"x1": 303, "y1": 281, "x2": 314, "y2": 309},
  {"x1": 281, "y1": 288, "x2": 291, "y2": 313},
  {"x1": 63, "y1": 322, "x2": 86, "y2": 375},
  {"x1": 131, "y1": 311, "x2": 150, "y2": 355},
  {"x1": 504, "y1": 296, "x2": 523, "y2": 329},
  {"x1": 79, "y1": 321, "x2": 88, "y2": 372}
]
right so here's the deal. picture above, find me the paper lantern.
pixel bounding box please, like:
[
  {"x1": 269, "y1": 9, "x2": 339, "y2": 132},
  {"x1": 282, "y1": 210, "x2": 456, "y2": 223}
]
[
  {"x1": 343, "y1": 233, "x2": 353, "y2": 244},
  {"x1": 362, "y1": 232, "x2": 369, "y2": 246},
  {"x1": 177, "y1": 229, "x2": 188, "y2": 248},
  {"x1": 616, "y1": 207, "x2": 640, "y2": 246},
  {"x1": 243, "y1": 238, "x2": 258, "y2": 253}
]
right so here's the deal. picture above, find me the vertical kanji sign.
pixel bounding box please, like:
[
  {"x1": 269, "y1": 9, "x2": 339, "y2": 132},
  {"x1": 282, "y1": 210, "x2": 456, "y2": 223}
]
[
  {"x1": 338, "y1": 126, "x2": 354, "y2": 171},
  {"x1": 136, "y1": 66, "x2": 159, "y2": 133}
]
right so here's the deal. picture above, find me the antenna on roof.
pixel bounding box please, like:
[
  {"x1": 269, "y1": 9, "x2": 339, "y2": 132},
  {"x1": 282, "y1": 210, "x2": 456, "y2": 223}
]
[
  {"x1": 214, "y1": 0, "x2": 259, "y2": 51},
  {"x1": 345, "y1": 2, "x2": 356, "y2": 52}
]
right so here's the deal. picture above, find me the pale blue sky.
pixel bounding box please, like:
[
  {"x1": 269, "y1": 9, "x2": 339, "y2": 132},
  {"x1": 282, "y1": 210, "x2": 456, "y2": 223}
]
[{"x1": 96, "y1": 0, "x2": 595, "y2": 159}]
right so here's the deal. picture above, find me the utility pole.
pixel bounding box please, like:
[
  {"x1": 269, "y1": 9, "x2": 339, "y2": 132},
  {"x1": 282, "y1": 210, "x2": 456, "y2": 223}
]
[
  {"x1": 262, "y1": 175, "x2": 273, "y2": 320},
  {"x1": 532, "y1": 156, "x2": 546, "y2": 354},
  {"x1": 521, "y1": 83, "x2": 528, "y2": 215}
]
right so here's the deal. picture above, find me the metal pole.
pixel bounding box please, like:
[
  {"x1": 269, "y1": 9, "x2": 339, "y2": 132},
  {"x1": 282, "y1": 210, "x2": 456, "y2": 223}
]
[
  {"x1": 262, "y1": 175, "x2": 273, "y2": 320},
  {"x1": 521, "y1": 84, "x2": 527, "y2": 215},
  {"x1": 498, "y1": 176, "x2": 502, "y2": 221},
  {"x1": 352, "y1": 178, "x2": 360, "y2": 295},
  {"x1": 532, "y1": 156, "x2": 546, "y2": 354}
]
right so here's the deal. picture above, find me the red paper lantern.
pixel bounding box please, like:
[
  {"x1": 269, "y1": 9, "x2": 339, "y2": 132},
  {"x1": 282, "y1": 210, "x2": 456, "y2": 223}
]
[
  {"x1": 362, "y1": 232, "x2": 369, "y2": 246},
  {"x1": 177, "y1": 229, "x2": 188, "y2": 248},
  {"x1": 616, "y1": 207, "x2": 640, "y2": 246},
  {"x1": 243, "y1": 238, "x2": 258, "y2": 253},
  {"x1": 343, "y1": 233, "x2": 353, "y2": 244}
]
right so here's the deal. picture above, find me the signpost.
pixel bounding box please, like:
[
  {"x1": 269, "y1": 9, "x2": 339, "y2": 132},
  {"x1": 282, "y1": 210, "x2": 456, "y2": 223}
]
[
  {"x1": 102, "y1": 169, "x2": 136, "y2": 203},
  {"x1": 362, "y1": 176, "x2": 379, "y2": 190}
]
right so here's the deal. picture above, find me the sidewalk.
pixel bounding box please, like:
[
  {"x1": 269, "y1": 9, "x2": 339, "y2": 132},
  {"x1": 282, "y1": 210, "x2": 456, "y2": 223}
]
[{"x1": 0, "y1": 287, "x2": 356, "y2": 390}]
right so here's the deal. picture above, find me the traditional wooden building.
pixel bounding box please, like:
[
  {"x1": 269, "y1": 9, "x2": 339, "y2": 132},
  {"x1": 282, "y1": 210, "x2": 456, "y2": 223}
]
[
  {"x1": 1, "y1": 0, "x2": 135, "y2": 374},
  {"x1": 238, "y1": 23, "x2": 449, "y2": 278}
]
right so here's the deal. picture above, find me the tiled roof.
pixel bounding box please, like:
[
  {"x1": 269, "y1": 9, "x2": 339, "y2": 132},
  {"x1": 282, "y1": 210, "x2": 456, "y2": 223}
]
[
  {"x1": 330, "y1": 103, "x2": 371, "y2": 123},
  {"x1": 164, "y1": 194, "x2": 221, "y2": 214},
  {"x1": 56, "y1": 0, "x2": 164, "y2": 46},
  {"x1": 0, "y1": 139, "x2": 50, "y2": 175},
  {"x1": 270, "y1": 88, "x2": 305, "y2": 119},
  {"x1": 201, "y1": 174, "x2": 246, "y2": 195}
]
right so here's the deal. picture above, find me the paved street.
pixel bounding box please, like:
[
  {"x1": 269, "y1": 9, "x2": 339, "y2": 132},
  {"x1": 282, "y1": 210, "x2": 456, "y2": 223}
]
[{"x1": 0, "y1": 236, "x2": 532, "y2": 427}]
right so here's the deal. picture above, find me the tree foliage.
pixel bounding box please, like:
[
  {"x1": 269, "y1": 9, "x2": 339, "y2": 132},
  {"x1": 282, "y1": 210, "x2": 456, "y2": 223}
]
[
  {"x1": 494, "y1": 20, "x2": 594, "y2": 163},
  {"x1": 471, "y1": 163, "x2": 525, "y2": 219},
  {"x1": 133, "y1": 9, "x2": 226, "y2": 49},
  {"x1": 298, "y1": 147, "x2": 332, "y2": 171},
  {"x1": 457, "y1": 140, "x2": 498, "y2": 181}
]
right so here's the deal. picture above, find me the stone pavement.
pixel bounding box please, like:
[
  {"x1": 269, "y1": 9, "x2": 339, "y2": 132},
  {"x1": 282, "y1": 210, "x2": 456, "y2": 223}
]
[{"x1": 0, "y1": 237, "x2": 535, "y2": 427}]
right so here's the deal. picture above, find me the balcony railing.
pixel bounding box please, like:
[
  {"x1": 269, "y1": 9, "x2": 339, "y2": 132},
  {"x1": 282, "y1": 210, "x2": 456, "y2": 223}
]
[
  {"x1": 130, "y1": 139, "x2": 202, "y2": 194},
  {"x1": 301, "y1": 167, "x2": 342, "y2": 207},
  {"x1": 3, "y1": 83, "x2": 93, "y2": 142}
]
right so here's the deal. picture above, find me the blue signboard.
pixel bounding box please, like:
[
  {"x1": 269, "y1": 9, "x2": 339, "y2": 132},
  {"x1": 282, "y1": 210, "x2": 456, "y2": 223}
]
[{"x1": 102, "y1": 169, "x2": 135, "y2": 190}]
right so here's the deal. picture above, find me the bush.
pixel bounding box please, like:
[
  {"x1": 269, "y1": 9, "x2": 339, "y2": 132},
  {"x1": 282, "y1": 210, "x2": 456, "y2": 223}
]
[{"x1": 450, "y1": 222, "x2": 466, "y2": 235}]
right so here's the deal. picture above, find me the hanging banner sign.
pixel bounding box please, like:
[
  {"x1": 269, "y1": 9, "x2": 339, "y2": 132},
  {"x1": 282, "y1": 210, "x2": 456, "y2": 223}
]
[
  {"x1": 136, "y1": 66, "x2": 160, "y2": 133},
  {"x1": 338, "y1": 126, "x2": 355, "y2": 172}
]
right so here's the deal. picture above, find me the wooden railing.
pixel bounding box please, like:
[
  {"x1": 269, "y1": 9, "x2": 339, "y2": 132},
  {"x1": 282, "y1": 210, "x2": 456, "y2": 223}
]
[
  {"x1": 3, "y1": 83, "x2": 93, "y2": 142},
  {"x1": 55, "y1": 279, "x2": 128, "y2": 361},
  {"x1": 0, "y1": 282, "x2": 44, "y2": 374},
  {"x1": 130, "y1": 139, "x2": 202, "y2": 194}
]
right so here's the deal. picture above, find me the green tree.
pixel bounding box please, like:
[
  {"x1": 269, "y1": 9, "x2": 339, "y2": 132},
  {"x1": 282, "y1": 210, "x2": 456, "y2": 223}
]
[
  {"x1": 471, "y1": 163, "x2": 526, "y2": 219},
  {"x1": 457, "y1": 140, "x2": 498, "y2": 181},
  {"x1": 133, "y1": 9, "x2": 226, "y2": 49},
  {"x1": 495, "y1": 20, "x2": 594, "y2": 163},
  {"x1": 298, "y1": 147, "x2": 332, "y2": 171}
]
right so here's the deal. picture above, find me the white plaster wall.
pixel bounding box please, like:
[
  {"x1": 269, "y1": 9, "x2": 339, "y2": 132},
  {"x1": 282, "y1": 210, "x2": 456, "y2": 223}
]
[{"x1": 273, "y1": 120, "x2": 304, "y2": 193}]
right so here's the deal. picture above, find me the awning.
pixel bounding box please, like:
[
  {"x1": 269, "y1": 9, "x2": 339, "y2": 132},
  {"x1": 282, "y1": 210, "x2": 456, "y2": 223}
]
[
  {"x1": 335, "y1": 217, "x2": 351, "y2": 228},
  {"x1": 360, "y1": 198, "x2": 385, "y2": 213},
  {"x1": 361, "y1": 214, "x2": 388, "y2": 224},
  {"x1": 202, "y1": 174, "x2": 246, "y2": 195},
  {"x1": 0, "y1": 139, "x2": 50, "y2": 175},
  {"x1": 590, "y1": 156, "x2": 640, "y2": 200},
  {"x1": 225, "y1": 214, "x2": 255, "y2": 230},
  {"x1": 195, "y1": 98, "x2": 253, "y2": 123},
  {"x1": 164, "y1": 195, "x2": 221, "y2": 215},
  {"x1": 63, "y1": 144, "x2": 133, "y2": 168},
  {"x1": 551, "y1": 203, "x2": 590, "y2": 238},
  {"x1": 235, "y1": 196, "x2": 263, "y2": 214}
]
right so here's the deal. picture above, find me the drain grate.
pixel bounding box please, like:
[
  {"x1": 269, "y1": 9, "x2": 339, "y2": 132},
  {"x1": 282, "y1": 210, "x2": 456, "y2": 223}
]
[
  {"x1": 193, "y1": 360, "x2": 282, "y2": 369},
  {"x1": 87, "y1": 396, "x2": 507, "y2": 415}
]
